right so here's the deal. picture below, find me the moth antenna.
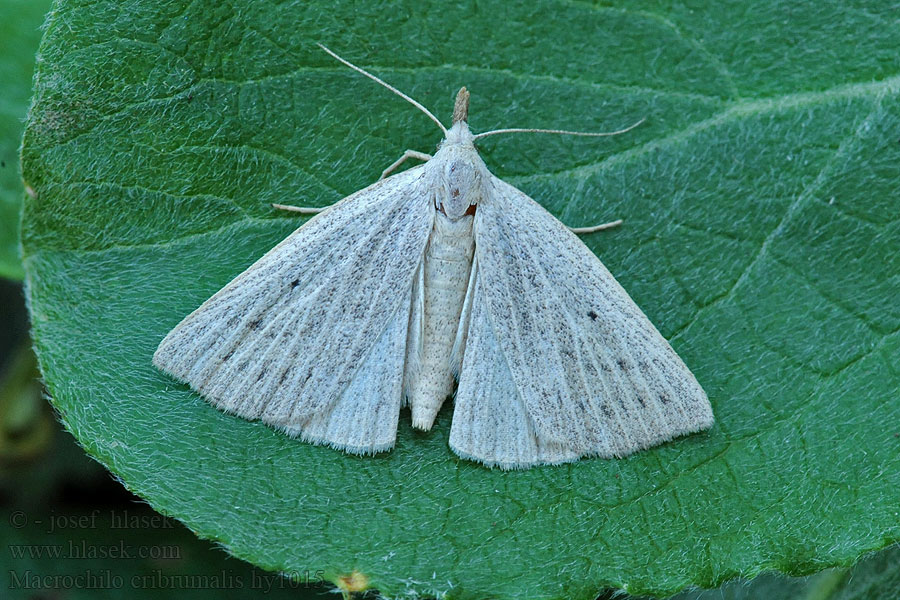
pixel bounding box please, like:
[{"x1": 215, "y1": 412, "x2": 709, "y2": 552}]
[
  {"x1": 472, "y1": 117, "x2": 645, "y2": 140},
  {"x1": 318, "y1": 43, "x2": 448, "y2": 136}
]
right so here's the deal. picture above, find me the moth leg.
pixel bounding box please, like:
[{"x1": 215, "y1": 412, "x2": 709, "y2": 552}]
[
  {"x1": 569, "y1": 219, "x2": 623, "y2": 234},
  {"x1": 271, "y1": 203, "x2": 328, "y2": 214},
  {"x1": 270, "y1": 149, "x2": 433, "y2": 213},
  {"x1": 380, "y1": 150, "x2": 432, "y2": 180}
]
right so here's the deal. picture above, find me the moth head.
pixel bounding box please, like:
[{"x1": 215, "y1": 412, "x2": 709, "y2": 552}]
[{"x1": 428, "y1": 87, "x2": 488, "y2": 220}]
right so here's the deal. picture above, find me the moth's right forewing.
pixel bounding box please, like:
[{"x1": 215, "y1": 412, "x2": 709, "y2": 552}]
[
  {"x1": 453, "y1": 176, "x2": 713, "y2": 467},
  {"x1": 450, "y1": 266, "x2": 582, "y2": 469},
  {"x1": 153, "y1": 167, "x2": 435, "y2": 454}
]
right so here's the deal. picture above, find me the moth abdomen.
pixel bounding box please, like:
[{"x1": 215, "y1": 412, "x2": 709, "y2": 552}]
[{"x1": 406, "y1": 211, "x2": 475, "y2": 431}]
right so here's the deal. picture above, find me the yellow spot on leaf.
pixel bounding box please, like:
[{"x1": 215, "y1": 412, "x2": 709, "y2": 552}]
[{"x1": 336, "y1": 570, "x2": 369, "y2": 598}]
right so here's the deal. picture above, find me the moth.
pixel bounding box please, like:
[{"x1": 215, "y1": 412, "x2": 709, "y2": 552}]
[{"x1": 154, "y1": 45, "x2": 714, "y2": 469}]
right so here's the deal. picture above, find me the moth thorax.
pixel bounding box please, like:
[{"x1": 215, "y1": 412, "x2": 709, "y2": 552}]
[{"x1": 438, "y1": 158, "x2": 482, "y2": 220}]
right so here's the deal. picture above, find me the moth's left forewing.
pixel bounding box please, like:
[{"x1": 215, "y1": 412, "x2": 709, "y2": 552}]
[
  {"x1": 452, "y1": 175, "x2": 713, "y2": 468},
  {"x1": 153, "y1": 168, "x2": 434, "y2": 454}
]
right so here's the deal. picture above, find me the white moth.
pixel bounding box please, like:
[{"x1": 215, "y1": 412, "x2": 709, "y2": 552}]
[{"x1": 153, "y1": 45, "x2": 714, "y2": 469}]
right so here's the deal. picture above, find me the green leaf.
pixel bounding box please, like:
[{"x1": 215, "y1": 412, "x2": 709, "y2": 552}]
[
  {"x1": 20, "y1": 1, "x2": 900, "y2": 599},
  {"x1": 0, "y1": 0, "x2": 51, "y2": 280},
  {"x1": 0, "y1": 399, "x2": 336, "y2": 600}
]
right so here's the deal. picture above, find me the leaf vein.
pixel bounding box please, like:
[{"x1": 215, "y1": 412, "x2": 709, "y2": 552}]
[{"x1": 669, "y1": 94, "x2": 890, "y2": 342}]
